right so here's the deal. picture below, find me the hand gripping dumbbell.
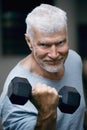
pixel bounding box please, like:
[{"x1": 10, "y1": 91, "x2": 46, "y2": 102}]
[{"x1": 7, "y1": 77, "x2": 81, "y2": 114}]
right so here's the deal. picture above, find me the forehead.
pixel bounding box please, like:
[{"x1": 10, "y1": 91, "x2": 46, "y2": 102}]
[{"x1": 32, "y1": 27, "x2": 67, "y2": 43}]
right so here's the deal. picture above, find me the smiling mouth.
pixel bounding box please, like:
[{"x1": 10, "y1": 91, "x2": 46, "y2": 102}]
[{"x1": 44, "y1": 60, "x2": 62, "y2": 65}]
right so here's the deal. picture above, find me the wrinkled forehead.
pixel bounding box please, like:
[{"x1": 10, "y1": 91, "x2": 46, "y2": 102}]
[{"x1": 31, "y1": 26, "x2": 68, "y2": 43}]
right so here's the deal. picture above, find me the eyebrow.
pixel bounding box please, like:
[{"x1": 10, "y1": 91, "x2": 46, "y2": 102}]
[{"x1": 39, "y1": 37, "x2": 67, "y2": 44}]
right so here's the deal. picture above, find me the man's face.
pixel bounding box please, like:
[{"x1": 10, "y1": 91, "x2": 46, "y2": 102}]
[{"x1": 29, "y1": 28, "x2": 69, "y2": 73}]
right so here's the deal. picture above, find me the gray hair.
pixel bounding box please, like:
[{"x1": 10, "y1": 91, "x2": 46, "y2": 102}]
[{"x1": 25, "y1": 4, "x2": 67, "y2": 40}]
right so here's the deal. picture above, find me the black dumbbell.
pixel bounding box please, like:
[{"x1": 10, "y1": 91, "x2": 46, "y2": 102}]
[{"x1": 7, "y1": 77, "x2": 81, "y2": 114}]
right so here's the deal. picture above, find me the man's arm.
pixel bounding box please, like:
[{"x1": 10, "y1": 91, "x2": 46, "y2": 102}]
[
  {"x1": 31, "y1": 83, "x2": 59, "y2": 130},
  {"x1": 35, "y1": 109, "x2": 57, "y2": 130}
]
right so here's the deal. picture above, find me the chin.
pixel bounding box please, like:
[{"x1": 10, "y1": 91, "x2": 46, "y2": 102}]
[{"x1": 41, "y1": 64, "x2": 64, "y2": 73}]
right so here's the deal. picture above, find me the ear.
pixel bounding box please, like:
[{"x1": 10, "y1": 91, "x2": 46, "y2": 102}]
[{"x1": 24, "y1": 34, "x2": 33, "y2": 51}]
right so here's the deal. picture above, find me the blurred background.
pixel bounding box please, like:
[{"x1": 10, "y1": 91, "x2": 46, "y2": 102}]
[{"x1": 0, "y1": 0, "x2": 87, "y2": 129}]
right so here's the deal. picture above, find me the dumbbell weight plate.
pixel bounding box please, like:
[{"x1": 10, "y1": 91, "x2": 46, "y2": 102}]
[
  {"x1": 58, "y1": 86, "x2": 81, "y2": 114},
  {"x1": 8, "y1": 77, "x2": 32, "y2": 105}
]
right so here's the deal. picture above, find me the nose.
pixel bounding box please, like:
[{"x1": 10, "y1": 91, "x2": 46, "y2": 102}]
[{"x1": 48, "y1": 45, "x2": 59, "y2": 59}]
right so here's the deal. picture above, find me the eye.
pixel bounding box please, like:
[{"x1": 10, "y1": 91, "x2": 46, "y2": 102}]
[
  {"x1": 59, "y1": 41, "x2": 63, "y2": 44},
  {"x1": 40, "y1": 43, "x2": 47, "y2": 46},
  {"x1": 40, "y1": 43, "x2": 50, "y2": 48},
  {"x1": 57, "y1": 39, "x2": 66, "y2": 46}
]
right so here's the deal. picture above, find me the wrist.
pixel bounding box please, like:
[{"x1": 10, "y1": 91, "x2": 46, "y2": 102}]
[
  {"x1": 38, "y1": 109, "x2": 57, "y2": 120},
  {"x1": 35, "y1": 109, "x2": 57, "y2": 130}
]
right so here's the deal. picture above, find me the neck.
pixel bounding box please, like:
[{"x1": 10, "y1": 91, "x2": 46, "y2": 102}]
[{"x1": 21, "y1": 54, "x2": 65, "y2": 80}]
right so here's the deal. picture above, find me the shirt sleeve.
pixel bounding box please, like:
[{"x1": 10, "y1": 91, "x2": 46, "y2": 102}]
[{"x1": 1, "y1": 96, "x2": 37, "y2": 130}]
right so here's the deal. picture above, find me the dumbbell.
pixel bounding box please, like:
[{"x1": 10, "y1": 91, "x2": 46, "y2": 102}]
[{"x1": 7, "y1": 77, "x2": 81, "y2": 114}]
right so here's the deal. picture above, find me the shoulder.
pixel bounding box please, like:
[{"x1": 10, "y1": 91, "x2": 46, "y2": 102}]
[
  {"x1": 68, "y1": 49, "x2": 82, "y2": 60},
  {"x1": 2, "y1": 62, "x2": 30, "y2": 95},
  {"x1": 66, "y1": 49, "x2": 82, "y2": 66},
  {"x1": 64, "y1": 49, "x2": 83, "y2": 76}
]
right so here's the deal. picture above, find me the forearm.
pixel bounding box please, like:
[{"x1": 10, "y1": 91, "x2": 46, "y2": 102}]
[
  {"x1": 34, "y1": 109, "x2": 57, "y2": 130},
  {"x1": 32, "y1": 83, "x2": 59, "y2": 130}
]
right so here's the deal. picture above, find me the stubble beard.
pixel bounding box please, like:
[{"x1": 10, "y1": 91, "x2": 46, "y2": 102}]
[
  {"x1": 34, "y1": 54, "x2": 64, "y2": 73},
  {"x1": 40, "y1": 62, "x2": 64, "y2": 73}
]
